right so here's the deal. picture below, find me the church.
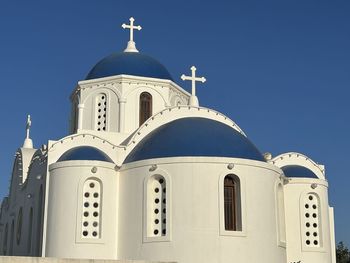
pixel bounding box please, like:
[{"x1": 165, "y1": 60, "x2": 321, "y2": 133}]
[{"x1": 0, "y1": 18, "x2": 336, "y2": 263}]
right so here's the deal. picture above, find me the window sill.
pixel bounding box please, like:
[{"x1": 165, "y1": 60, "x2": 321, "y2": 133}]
[{"x1": 220, "y1": 229, "x2": 246, "y2": 237}]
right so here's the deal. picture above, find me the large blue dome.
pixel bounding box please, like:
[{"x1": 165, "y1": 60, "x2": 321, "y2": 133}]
[
  {"x1": 86, "y1": 52, "x2": 173, "y2": 80},
  {"x1": 124, "y1": 118, "x2": 265, "y2": 163}
]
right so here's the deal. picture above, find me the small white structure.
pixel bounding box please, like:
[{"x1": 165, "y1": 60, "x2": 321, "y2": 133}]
[{"x1": 0, "y1": 18, "x2": 336, "y2": 263}]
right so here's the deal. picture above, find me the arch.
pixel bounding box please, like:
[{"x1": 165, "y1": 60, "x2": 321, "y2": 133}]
[
  {"x1": 301, "y1": 192, "x2": 322, "y2": 248},
  {"x1": 16, "y1": 207, "x2": 23, "y2": 245},
  {"x1": 80, "y1": 178, "x2": 102, "y2": 239},
  {"x1": 122, "y1": 106, "x2": 246, "y2": 158},
  {"x1": 271, "y1": 152, "x2": 325, "y2": 180},
  {"x1": 84, "y1": 87, "x2": 122, "y2": 105},
  {"x1": 139, "y1": 92, "x2": 152, "y2": 126},
  {"x1": 27, "y1": 207, "x2": 33, "y2": 255},
  {"x1": 146, "y1": 174, "x2": 167, "y2": 238},
  {"x1": 124, "y1": 85, "x2": 166, "y2": 105},
  {"x1": 223, "y1": 174, "x2": 242, "y2": 231}
]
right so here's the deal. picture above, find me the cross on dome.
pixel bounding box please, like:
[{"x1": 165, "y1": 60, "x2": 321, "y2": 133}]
[
  {"x1": 181, "y1": 66, "x2": 206, "y2": 106},
  {"x1": 122, "y1": 17, "x2": 142, "y2": 53}
]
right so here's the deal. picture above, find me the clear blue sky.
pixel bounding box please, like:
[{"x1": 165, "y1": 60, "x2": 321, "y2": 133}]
[{"x1": 0, "y1": 0, "x2": 349, "y2": 246}]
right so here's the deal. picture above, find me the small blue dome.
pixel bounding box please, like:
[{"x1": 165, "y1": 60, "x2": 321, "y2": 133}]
[
  {"x1": 58, "y1": 146, "x2": 113, "y2": 163},
  {"x1": 281, "y1": 165, "x2": 318, "y2": 179},
  {"x1": 124, "y1": 118, "x2": 265, "y2": 163},
  {"x1": 86, "y1": 52, "x2": 173, "y2": 80}
]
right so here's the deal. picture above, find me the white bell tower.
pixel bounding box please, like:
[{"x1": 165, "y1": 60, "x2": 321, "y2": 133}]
[{"x1": 69, "y1": 18, "x2": 191, "y2": 145}]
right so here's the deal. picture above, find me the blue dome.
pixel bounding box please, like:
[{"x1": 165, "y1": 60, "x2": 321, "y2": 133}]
[
  {"x1": 86, "y1": 52, "x2": 173, "y2": 80},
  {"x1": 58, "y1": 146, "x2": 113, "y2": 163},
  {"x1": 124, "y1": 118, "x2": 265, "y2": 164},
  {"x1": 281, "y1": 165, "x2": 318, "y2": 179}
]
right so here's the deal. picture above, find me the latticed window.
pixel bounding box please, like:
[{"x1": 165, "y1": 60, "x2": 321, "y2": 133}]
[
  {"x1": 139, "y1": 92, "x2": 152, "y2": 126},
  {"x1": 147, "y1": 175, "x2": 167, "y2": 237},
  {"x1": 302, "y1": 193, "x2": 321, "y2": 248},
  {"x1": 81, "y1": 179, "x2": 102, "y2": 239},
  {"x1": 96, "y1": 94, "x2": 107, "y2": 131}
]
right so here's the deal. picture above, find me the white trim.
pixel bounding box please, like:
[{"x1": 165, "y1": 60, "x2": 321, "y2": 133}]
[
  {"x1": 142, "y1": 168, "x2": 172, "y2": 243},
  {"x1": 75, "y1": 176, "x2": 104, "y2": 244}
]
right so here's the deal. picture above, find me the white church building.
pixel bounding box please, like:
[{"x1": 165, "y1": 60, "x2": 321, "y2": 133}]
[{"x1": 0, "y1": 18, "x2": 336, "y2": 263}]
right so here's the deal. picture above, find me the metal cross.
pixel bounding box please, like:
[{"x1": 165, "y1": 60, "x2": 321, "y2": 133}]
[
  {"x1": 181, "y1": 66, "x2": 206, "y2": 96},
  {"x1": 122, "y1": 17, "x2": 142, "y2": 42}
]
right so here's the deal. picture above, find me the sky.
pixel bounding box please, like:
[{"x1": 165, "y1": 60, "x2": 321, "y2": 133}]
[{"x1": 0, "y1": 0, "x2": 349, "y2": 247}]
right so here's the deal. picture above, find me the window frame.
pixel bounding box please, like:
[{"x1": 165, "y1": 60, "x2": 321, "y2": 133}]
[
  {"x1": 219, "y1": 173, "x2": 246, "y2": 237},
  {"x1": 143, "y1": 170, "x2": 171, "y2": 243},
  {"x1": 75, "y1": 177, "x2": 105, "y2": 244},
  {"x1": 139, "y1": 92, "x2": 153, "y2": 126},
  {"x1": 300, "y1": 191, "x2": 324, "y2": 252}
]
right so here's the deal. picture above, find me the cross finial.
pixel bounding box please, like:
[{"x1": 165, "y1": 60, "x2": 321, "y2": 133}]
[
  {"x1": 122, "y1": 17, "x2": 142, "y2": 52},
  {"x1": 26, "y1": 115, "x2": 31, "y2": 139},
  {"x1": 181, "y1": 66, "x2": 206, "y2": 106},
  {"x1": 23, "y1": 114, "x2": 33, "y2": 149}
]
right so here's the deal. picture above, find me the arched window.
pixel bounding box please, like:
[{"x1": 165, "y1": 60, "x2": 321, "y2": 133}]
[
  {"x1": 302, "y1": 193, "x2": 322, "y2": 248},
  {"x1": 146, "y1": 175, "x2": 167, "y2": 237},
  {"x1": 224, "y1": 175, "x2": 241, "y2": 231},
  {"x1": 16, "y1": 207, "x2": 23, "y2": 245},
  {"x1": 139, "y1": 92, "x2": 152, "y2": 126},
  {"x1": 95, "y1": 93, "x2": 107, "y2": 131},
  {"x1": 27, "y1": 208, "x2": 33, "y2": 255},
  {"x1": 81, "y1": 178, "x2": 102, "y2": 239}
]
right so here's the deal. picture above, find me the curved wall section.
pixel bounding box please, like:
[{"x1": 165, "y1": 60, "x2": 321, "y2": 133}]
[
  {"x1": 118, "y1": 157, "x2": 285, "y2": 263},
  {"x1": 46, "y1": 161, "x2": 117, "y2": 259},
  {"x1": 284, "y1": 178, "x2": 332, "y2": 263}
]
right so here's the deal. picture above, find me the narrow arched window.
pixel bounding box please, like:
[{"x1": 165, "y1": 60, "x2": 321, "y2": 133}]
[
  {"x1": 95, "y1": 93, "x2": 107, "y2": 131},
  {"x1": 224, "y1": 175, "x2": 241, "y2": 231},
  {"x1": 81, "y1": 178, "x2": 102, "y2": 239},
  {"x1": 139, "y1": 92, "x2": 152, "y2": 126},
  {"x1": 302, "y1": 193, "x2": 322, "y2": 248},
  {"x1": 16, "y1": 207, "x2": 23, "y2": 245},
  {"x1": 146, "y1": 175, "x2": 167, "y2": 237},
  {"x1": 27, "y1": 208, "x2": 33, "y2": 255}
]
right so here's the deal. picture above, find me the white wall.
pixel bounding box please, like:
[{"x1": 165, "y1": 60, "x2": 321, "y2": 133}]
[
  {"x1": 118, "y1": 157, "x2": 286, "y2": 263},
  {"x1": 46, "y1": 160, "x2": 118, "y2": 259},
  {"x1": 284, "y1": 178, "x2": 332, "y2": 263}
]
